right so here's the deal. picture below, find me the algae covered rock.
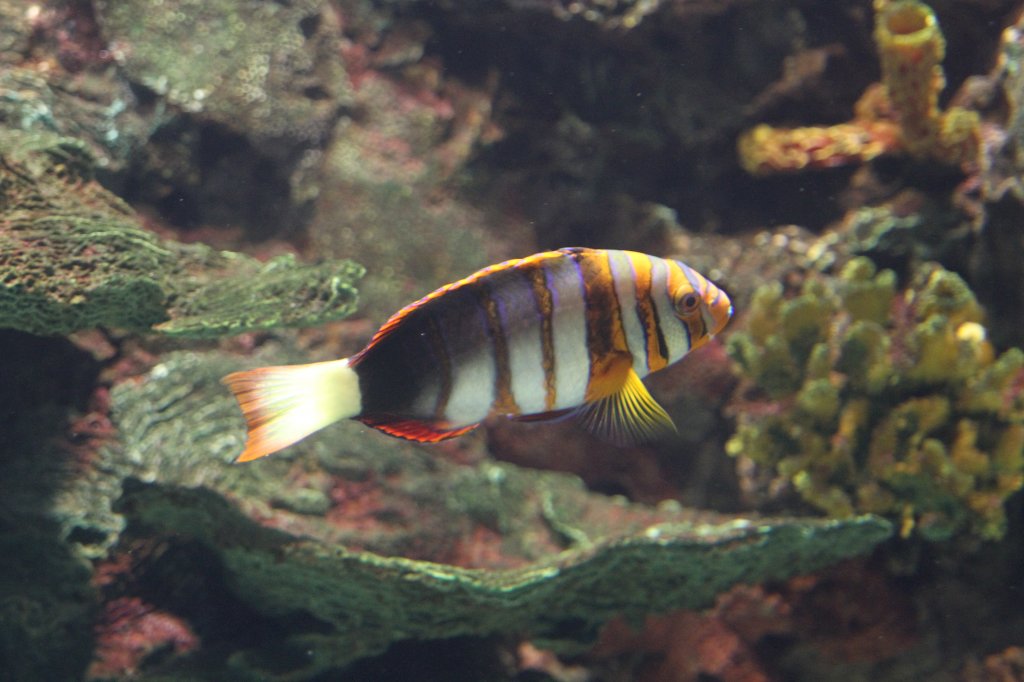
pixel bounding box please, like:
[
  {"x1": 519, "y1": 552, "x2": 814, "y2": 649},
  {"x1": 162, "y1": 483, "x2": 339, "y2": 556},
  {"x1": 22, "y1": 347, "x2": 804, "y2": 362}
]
[
  {"x1": 0, "y1": 1, "x2": 32, "y2": 64},
  {"x1": 96, "y1": 0, "x2": 348, "y2": 152},
  {"x1": 54, "y1": 349, "x2": 892, "y2": 678},
  {"x1": 94, "y1": 0, "x2": 352, "y2": 237},
  {"x1": 0, "y1": 66, "x2": 149, "y2": 175},
  {"x1": 117, "y1": 480, "x2": 890, "y2": 678},
  {"x1": 0, "y1": 527, "x2": 96, "y2": 682},
  {"x1": 0, "y1": 128, "x2": 363, "y2": 337}
]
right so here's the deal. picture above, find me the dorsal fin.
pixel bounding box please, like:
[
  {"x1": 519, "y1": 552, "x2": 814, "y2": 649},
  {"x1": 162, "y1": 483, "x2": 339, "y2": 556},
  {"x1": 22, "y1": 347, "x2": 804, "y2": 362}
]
[{"x1": 354, "y1": 251, "x2": 573, "y2": 359}]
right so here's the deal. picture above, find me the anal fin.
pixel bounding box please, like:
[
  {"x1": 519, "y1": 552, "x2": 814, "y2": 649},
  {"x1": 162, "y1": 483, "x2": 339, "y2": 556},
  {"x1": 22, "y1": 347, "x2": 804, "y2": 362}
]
[
  {"x1": 357, "y1": 414, "x2": 479, "y2": 443},
  {"x1": 575, "y1": 368, "x2": 677, "y2": 447}
]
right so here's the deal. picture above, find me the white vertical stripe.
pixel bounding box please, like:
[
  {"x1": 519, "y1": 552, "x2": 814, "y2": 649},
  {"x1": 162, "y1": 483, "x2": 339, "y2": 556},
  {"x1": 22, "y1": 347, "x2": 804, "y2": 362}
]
[
  {"x1": 412, "y1": 379, "x2": 440, "y2": 417},
  {"x1": 649, "y1": 256, "x2": 691, "y2": 363},
  {"x1": 507, "y1": 337, "x2": 547, "y2": 414},
  {"x1": 445, "y1": 350, "x2": 496, "y2": 426},
  {"x1": 549, "y1": 258, "x2": 589, "y2": 410},
  {"x1": 608, "y1": 250, "x2": 649, "y2": 378},
  {"x1": 494, "y1": 274, "x2": 549, "y2": 415}
]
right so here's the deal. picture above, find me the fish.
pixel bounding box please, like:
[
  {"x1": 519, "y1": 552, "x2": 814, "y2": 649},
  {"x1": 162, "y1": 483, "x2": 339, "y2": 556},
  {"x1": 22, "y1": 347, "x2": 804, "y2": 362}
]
[{"x1": 223, "y1": 247, "x2": 732, "y2": 462}]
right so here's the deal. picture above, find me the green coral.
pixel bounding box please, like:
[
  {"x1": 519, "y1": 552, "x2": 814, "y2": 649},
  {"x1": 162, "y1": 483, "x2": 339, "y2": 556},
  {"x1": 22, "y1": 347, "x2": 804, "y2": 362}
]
[
  {"x1": 0, "y1": 128, "x2": 363, "y2": 337},
  {"x1": 46, "y1": 348, "x2": 890, "y2": 677},
  {"x1": 117, "y1": 482, "x2": 889, "y2": 678},
  {"x1": 728, "y1": 257, "x2": 1024, "y2": 541}
]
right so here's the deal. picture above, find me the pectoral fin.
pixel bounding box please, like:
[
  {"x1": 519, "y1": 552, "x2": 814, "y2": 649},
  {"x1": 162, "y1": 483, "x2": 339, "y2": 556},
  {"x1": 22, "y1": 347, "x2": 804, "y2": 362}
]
[{"x1": 575, "y1": 368, "x2": 677, "y2": 446}]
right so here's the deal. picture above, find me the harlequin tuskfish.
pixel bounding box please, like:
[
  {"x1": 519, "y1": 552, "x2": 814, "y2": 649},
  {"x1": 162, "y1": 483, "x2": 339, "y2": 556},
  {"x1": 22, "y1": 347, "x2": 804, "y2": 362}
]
[{"x1": 223, "y1": 247, "x2": 732, "y2": 462}]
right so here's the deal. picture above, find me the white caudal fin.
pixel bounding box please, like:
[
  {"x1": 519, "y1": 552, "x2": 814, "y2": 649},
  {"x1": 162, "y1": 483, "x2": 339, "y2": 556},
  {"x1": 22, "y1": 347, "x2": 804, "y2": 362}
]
[{"x1": 222, "y1": 358, "x2": 362, "y2": 462}]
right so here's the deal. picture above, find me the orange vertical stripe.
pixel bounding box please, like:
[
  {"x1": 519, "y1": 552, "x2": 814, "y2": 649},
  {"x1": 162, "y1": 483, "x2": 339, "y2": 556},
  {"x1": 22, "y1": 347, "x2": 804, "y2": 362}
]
[
  {"x1": 627, "y1": 252, "x2": 668, "y2": 372},
  {"x1": 522, "y1": 259, "x2": 558, "y2": 412},
  {"x1": 476, "y1": 282, "x2": 518, "y2": 414},
  {"x1": 575, "y1": 250, "x2": 630, "y2": 401}
]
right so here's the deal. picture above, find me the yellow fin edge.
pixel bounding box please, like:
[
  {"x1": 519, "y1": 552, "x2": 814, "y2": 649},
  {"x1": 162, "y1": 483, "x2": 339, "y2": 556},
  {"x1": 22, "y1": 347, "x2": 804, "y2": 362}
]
[{"x1": 575, "y1": 368, "x2": 677, "y2": 446}]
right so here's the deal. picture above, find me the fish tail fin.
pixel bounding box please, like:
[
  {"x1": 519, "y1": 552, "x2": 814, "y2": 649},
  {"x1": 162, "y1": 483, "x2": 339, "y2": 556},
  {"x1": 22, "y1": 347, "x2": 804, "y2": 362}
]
[{"x1": 222, "y1": 358, "x2": 362, "y2": 462}]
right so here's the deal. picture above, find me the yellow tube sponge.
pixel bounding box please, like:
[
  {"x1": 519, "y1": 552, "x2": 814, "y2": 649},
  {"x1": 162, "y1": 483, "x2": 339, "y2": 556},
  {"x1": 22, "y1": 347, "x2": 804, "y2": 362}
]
[
  {"x1": 737, "y1": 121, "x2": 901, "y2": 175},
  {"x1": 875, "y1": 0, "x2": 981, "y2": 165},
  {"x1": 738, "y1": 0, "x2": 980, "y2": 174},
  {"x1": 874, "y1": 0, "x2": 946, "y2": 157}
]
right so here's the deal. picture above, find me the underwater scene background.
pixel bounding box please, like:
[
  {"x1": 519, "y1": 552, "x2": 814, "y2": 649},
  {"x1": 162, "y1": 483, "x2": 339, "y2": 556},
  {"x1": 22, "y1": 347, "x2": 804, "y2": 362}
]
[{"x1": 3, "y1": 0, "x2": 1024, "y2": 679}]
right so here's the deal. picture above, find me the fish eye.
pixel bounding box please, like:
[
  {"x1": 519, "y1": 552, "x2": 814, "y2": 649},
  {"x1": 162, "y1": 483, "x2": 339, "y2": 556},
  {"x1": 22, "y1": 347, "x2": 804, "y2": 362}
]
[{"x1": 675, "y1": 291, "x2": 701, "y2": 317}]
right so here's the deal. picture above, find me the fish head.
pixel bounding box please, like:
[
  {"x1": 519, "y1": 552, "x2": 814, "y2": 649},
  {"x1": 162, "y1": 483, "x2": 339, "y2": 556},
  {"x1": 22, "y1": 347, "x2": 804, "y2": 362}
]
[{"x1": 667, "y1": 261, "x2": 733, "y2": 350}]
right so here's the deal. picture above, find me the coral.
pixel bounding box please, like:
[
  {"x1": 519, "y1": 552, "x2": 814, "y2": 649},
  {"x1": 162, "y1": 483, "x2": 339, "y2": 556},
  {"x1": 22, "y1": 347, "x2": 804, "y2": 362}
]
[
  {"x1": 964, "y1": 10, "x2": 1024, "y2": 349},
  {"x1": 548, "y1": 0, "x2": 665, "y2": 29},
  {"x1": 589, "y1": 584, "x2": 792, "y2": 682},
  {"x1": 0, "y1": 67, "x2": 147, "y2": 174},
  {"x1": 95, "y1": 0, "x2": 349, "y2": 151},
  {"x1": 961, "y1": 646, "x2": 1024, "y2": 682},
  {"x1": 26, "y1": 0, "x2": 112, "y2": 73},
  {"x1": 40, "y1": 346, "x2": 891, "y2": 678},
  {"x1": 158, "y1": 254, "x2": 364, "y2": 338},
  {"x1": 1, "y1": 1, "x2": 37, "y2": 65},
  {"x1": 0, "y1": 128, "x2": 363, "y2": 337},
  {"x1": 837, "y1": 190, "x2": 966, "y2": 270},
  {"x1": 727, "y1": 257, "x2": 1024, "y2": 541},
  {"x1": 92, "y1": 0, "x2": 353, "y2": 236},
  {"x1": 738, "y1": 1, "x2": 980, "y2": 174},
  {"x1": 88, "y1": 597, "x2": 198, "y2": 679},
  {"x1": 738, "y1": 115, "x2": 902, "y2": 175},
  {"x1": 784, "y1": 558, "x2": 917, "y2": 665},
  {"x1": 986, "y1": 12, "x2": 1024, "y2": 203},
  {"x1": 114, "y1": 480, "x2": 889, "y2": 678}
]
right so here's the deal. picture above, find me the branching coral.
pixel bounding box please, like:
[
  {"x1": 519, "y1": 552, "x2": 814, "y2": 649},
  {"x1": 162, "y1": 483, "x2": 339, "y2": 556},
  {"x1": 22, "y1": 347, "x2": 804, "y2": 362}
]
[
  {"x1": 738, "y1": 0, "x2": 980, "y2": 174},
  {"x1": 727, "y1": 258, "x2": 1024, "y2": 541}
]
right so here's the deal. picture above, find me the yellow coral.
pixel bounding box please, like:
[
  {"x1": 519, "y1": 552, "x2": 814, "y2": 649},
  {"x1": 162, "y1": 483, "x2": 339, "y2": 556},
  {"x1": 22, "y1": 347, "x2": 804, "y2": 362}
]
[
  {"x1": 906, "y1": 315, "x2": 962, "y2": 383},
  {"x1": 727, "y1": 261, "x2": 1024, "y2": 541},
  {"x1": 738, "y1": 0, "x2": 980, "y2": 173},
  {"x1": 839, "y1": 258, "x2": 896, "y2": 325}
]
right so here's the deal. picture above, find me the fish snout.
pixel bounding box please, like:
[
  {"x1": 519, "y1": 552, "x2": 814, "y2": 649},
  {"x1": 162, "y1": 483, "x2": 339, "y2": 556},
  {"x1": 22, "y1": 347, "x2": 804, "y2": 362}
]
[{"x1": 705, "y1": 284, "x2": 733, "y2": 337}]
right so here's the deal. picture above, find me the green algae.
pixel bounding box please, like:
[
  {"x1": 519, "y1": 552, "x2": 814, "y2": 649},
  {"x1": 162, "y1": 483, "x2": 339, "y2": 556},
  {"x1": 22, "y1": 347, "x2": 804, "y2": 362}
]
[
  {"x1": 727, "y1": 257, "x2": 1024, "y2": 541},
  {"x1": 0, "y1": 1, "x2": 30, "y2": 65},
  {"x1": 118, "y1": 480, "x2": 890, "y2": 678},
  {"x1": 156, "y1": 253, "x2": 364, "y2": 338},
  {"x1": 0, "y1": 66, "x2": 149, "y2": 174},
  {"x1": 96, "y1": 0, "x2": 350, "y2": 149},
  {"x1": 0, "y1": 527, "x2": 96, "y2": 682},
  {"x1": 0, "y1": 128, "x2": 362, "y2": 337}
]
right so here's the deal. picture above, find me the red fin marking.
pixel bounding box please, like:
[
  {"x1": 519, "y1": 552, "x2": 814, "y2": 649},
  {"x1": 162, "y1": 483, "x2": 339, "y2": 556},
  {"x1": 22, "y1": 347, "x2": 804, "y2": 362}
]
[{"x1": 356, "y1": 415, "x2": 479, "y2": 442}]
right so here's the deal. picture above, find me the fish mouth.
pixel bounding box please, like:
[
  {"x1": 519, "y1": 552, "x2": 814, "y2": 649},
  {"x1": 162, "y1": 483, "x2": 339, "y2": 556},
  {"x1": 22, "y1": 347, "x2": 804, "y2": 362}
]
[{"x1": 705, "y1": 285, "x2": 733, "y2": 337}]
